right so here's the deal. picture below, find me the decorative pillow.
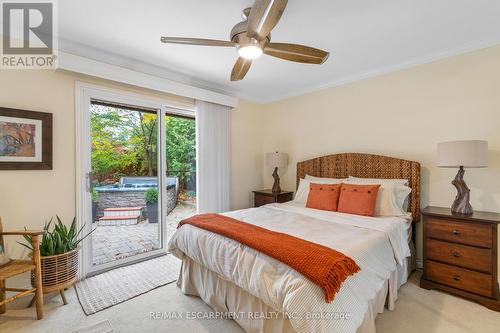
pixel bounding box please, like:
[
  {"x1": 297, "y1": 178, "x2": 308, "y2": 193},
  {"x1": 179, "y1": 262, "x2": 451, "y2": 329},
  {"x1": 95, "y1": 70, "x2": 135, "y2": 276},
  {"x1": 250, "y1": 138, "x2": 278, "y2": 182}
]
[
  {"x1": 338, "y1": 184, "x2": 381, "y2": 217},
  {"x1": 306, "y1": 183, "x2": 342, "y2": 211},
  {"x1": 294, "y1": 177, "x2": 345, "y2": 204},
  {"x1": 346, "y1": 181, "x2": 411, "y2": 217}
]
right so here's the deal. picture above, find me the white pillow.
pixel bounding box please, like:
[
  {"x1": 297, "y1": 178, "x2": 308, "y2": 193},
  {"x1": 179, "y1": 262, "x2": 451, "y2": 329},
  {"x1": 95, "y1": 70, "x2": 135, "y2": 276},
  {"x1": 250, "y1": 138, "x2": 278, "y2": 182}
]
[
  {"x1": 348, "y1": 176, "x2": 411, "y2": 211},
  {"x1": 305, "y1": 174, "x2": 348, "y2": 183},
  {"x1": 345, "y1": 180, "x2": 411, "y2": 217},
  {"x1": 294, "y1": 177, "x2": 345, "y2": 204},
  {"x1": 348, "y1": 176, "x2": 409, "y2": 186}
]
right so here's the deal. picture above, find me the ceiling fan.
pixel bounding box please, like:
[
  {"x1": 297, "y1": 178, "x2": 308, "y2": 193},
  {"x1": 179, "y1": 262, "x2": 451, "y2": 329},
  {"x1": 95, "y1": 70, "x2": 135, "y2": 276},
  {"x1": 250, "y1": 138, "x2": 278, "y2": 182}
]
[{"x1": 160, "y1": 0, "x2": 329, "y2": 81}]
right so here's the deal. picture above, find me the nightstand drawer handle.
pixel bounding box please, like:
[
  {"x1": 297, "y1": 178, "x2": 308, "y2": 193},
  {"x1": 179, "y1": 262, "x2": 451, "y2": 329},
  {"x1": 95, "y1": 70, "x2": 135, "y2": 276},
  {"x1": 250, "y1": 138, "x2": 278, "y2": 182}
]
[
  {"x1": 452, "y1": 229, "x2": 461, "y2": 235},
  {"x1": 452, "y1": 252, "x2": 460, "y2": 258},
  {"x1": 452, "y1": 275, "x2": 461, "y2": 281}
]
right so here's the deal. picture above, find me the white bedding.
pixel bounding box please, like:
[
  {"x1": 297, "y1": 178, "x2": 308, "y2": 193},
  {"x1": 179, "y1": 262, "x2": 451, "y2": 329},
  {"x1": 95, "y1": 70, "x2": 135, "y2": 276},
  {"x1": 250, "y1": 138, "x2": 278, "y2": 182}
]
[{"x1": 168, "y1": 202, "x2": 411, "y2": 333}]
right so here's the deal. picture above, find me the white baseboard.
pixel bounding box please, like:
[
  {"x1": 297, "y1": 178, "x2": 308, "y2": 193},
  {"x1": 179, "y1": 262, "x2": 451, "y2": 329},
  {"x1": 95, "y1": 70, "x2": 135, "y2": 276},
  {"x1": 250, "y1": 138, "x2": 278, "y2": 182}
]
[{"x1": 416, "y1": 259, "x2": 423, "y2": 269}]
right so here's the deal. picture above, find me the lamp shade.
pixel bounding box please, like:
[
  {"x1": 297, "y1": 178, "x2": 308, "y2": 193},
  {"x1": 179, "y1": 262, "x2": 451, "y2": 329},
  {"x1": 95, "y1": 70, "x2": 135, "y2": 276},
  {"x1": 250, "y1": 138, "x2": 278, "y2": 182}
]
[
  {"x1": 266, "y1": 152, "x2": 288, "y2": 168},
  {"x1": 437, "y1": 140, "x2": 488, "y2": 168}
]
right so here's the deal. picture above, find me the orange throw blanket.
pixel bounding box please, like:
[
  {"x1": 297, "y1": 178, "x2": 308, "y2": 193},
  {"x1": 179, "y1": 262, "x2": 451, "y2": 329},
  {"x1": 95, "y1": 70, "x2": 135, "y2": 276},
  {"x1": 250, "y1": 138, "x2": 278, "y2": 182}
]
[{"x1": 178, "y1": 213, "x2": 360, "y2": 303}]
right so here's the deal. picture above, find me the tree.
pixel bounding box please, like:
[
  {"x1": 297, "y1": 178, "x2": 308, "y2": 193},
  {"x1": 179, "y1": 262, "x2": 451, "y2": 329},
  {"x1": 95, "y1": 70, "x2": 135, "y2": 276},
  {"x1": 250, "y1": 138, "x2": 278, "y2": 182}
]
[
  {"x1": 90, "y1": 107, "x2": 125, "y2": 182},
  {"x1": 90, "y1": 104, "x2": 196, "y2": 191},
  {"x1": 90, "y1": 105, "x2": 158, "y2": 181},
  {"x1": 166, "y1": 116, "x2": 196, "y2": 190},
  {"x1": 137, "y1": 112, "x2": 157, "y2": 176}
]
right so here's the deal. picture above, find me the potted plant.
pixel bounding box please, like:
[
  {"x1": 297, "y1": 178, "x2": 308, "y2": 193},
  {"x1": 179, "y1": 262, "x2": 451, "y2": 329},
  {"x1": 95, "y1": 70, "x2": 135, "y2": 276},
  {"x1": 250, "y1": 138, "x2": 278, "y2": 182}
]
[
  {"x1": 145, "y1": 188, "x2": 158, "y2": 224},
  {"x1": 18, "y1": 216, "x2": 95, "y2": 302},
  {"x1": 91, "y1": 188, "x2": 99, "y2": 222}
]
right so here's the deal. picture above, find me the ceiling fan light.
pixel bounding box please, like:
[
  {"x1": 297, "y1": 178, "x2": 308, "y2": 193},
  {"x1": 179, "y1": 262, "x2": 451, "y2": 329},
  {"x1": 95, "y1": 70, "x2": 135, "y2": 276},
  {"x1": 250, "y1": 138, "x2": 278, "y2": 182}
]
[{"x1": 238, "y1": 45, "x2": 263, "y2": 59}]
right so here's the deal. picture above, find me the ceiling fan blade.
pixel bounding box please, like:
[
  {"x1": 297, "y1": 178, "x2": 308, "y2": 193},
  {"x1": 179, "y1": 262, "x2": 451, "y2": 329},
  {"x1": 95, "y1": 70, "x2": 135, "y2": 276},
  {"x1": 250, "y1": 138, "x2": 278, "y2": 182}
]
[
  {"x1": 247, "y1": 0, "x2": 288, "y2": 41},
  {"x1": 264, "y1": 43, "x2": 329, "y2": 64},
  {"x1": 160, "y1": 37, "x2": 236, "y2": 47},
  {"x1": 230, "y1": 57, "x2": 252, "y2": 81}
]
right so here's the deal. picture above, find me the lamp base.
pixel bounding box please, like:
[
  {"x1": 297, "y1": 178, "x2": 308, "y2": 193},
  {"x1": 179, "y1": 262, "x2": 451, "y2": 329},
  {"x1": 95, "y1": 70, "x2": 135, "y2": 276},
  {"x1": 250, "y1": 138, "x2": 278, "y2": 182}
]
[
  {"x1": 271, "y1": 167, "x2": 281, "y2": 194},
  {"x1": 451, "y1": 166, "x2": 473, "y2": 215}
]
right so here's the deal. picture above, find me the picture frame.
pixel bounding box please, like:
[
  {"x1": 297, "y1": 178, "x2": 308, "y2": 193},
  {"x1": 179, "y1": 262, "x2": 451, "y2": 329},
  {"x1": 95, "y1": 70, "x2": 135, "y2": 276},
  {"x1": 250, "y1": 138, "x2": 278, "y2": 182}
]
[{"x1": 0, "y1": 107, "x2": 53, "y2": 170}]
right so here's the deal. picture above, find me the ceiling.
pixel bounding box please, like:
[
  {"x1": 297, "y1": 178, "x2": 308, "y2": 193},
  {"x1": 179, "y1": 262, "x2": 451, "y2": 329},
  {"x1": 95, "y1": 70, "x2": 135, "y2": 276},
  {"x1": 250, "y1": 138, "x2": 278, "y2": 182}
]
[{"x1": 59, "y1": 0, "x2": 500, "y2": 103}]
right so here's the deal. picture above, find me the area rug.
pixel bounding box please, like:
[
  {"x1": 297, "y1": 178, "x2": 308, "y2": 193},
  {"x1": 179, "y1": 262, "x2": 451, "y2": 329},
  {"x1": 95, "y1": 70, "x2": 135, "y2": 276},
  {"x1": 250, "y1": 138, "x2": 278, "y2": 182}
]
[
  {"x1": 75, "y1": 255, "x2": 181, "y2": 315},
  {"x1": 71, "y1": 320, "x2": 113, "y2": 333}
]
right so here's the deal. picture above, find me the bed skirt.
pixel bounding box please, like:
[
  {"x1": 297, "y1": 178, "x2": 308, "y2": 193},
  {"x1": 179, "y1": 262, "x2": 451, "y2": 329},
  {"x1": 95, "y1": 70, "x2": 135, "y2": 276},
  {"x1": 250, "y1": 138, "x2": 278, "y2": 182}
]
[{"x1": 176, "y1": 255, "x2": 409, "y2": 333}]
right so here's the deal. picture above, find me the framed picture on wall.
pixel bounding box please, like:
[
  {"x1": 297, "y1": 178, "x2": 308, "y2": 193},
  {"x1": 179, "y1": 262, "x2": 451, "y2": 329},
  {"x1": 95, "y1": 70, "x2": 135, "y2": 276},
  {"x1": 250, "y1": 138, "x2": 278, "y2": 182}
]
[{"x1": 0, "y1": 107, "x2": 52, "y2": 170}]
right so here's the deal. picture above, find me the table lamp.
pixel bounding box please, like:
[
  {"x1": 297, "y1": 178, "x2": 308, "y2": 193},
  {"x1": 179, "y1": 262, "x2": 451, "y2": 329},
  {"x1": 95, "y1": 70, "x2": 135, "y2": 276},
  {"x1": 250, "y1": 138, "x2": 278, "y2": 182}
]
[
  {"x1": 266, "y1": 152, "x2": 288, "y2": 194},
  {"x1": 437, "y1": 140, "x2": 488, "y2": 215}
]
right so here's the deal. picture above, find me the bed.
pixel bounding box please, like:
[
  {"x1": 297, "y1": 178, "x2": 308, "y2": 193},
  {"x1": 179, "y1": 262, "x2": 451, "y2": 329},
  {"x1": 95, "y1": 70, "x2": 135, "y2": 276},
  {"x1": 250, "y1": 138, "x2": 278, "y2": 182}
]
[{"x1": 168, "y1": 153, "x2": 421, "y2": 333}]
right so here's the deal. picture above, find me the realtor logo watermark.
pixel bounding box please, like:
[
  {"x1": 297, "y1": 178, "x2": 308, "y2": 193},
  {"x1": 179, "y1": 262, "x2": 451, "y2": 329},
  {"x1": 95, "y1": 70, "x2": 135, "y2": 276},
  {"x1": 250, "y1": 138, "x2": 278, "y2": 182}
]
[{"x1": 1, "y1": 0, "x2": 57, "y2": 69}]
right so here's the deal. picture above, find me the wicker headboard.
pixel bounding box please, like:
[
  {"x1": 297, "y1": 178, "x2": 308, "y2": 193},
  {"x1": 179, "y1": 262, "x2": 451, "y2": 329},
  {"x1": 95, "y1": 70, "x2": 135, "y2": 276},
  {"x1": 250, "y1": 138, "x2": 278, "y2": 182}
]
[{"x1": 296, "y1": 153, "x2": 421, "y2": 221}]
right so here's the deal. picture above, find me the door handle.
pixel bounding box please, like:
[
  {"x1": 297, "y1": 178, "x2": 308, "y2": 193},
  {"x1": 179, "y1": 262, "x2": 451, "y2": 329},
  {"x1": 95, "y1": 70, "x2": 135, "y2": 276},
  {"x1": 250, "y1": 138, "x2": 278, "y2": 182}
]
[
  {"x1": 452, "y1": 229, "x2": 461, "y2": 235},
  {"x1": 452, "y1": 275, "x2": 461, "y2": 281},
  {"x1": 452, "y1": 252, "x2": 460, "y2": 258},
  {"x1": 86, "y1": 172, "x2": 93, "y2": 193}
]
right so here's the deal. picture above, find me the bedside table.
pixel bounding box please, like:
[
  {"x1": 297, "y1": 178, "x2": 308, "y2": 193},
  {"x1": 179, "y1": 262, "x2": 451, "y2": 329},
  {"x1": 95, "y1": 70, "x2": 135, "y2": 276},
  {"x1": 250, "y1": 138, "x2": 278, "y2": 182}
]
[
  {"x1": 420, "y1": 206, "x2": 500, "y2": 311},
  {"x1": 253, "y1": 190, "x2": 293, "y2": 207}
]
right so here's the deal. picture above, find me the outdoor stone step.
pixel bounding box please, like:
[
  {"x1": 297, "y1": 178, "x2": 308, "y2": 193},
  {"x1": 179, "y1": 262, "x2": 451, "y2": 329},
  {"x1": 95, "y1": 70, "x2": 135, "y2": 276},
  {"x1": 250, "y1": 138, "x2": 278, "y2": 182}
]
[
  {"x1": 98, "y1": 215, "x2": 140, "y2": 226},
  {"x1": 104, "y1": 207, "x2": 143, "y2": 211},
  {"x1": 103, "y1": 207, "x2": 143, "y2": 217}
]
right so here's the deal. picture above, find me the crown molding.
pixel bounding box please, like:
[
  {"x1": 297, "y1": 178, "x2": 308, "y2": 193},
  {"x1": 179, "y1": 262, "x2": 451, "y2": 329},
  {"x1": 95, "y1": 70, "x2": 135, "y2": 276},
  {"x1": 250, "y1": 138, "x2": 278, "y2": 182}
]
[
  {"x1": 57, "y1": 51, "x2": 239, "y2": 107},
  {"x1": 257, "y1": 36, "x2": 500, "y2": 104}
]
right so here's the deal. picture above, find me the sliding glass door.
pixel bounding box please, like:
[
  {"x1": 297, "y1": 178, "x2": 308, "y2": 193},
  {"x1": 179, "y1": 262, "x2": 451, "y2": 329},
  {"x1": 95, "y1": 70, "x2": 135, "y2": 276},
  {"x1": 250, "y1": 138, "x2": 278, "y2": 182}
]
[
  {"x1": 77, "y1": 83, "x2": 197, "y2": 277},
  {"x1": 88, "y1": 101, "x2": 164, "y2": 273}
]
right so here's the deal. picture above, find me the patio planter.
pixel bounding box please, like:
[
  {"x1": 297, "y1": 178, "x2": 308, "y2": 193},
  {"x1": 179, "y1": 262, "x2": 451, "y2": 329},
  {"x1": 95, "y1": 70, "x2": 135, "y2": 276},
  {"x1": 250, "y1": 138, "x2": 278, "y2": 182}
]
[
  {"x1": 146, "y1": 203, "x2": 158, "y2": 223},
  {"x1": 92, "y1": 202, "x2": 98, "y2": 222},
  {"x1": 91, "y1": 188, "x2": 99, "y2": 222},
  {"x1": 145, "y1": 188, "x2": 158, "y2": 223}
]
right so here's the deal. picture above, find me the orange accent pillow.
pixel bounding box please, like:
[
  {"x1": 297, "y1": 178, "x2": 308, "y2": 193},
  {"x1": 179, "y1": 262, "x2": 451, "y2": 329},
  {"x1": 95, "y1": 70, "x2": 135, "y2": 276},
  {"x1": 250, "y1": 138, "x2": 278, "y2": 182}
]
[
  {"x1": 338, "y1": 184, "x2": 381, "y2": 217},
  {"x1": 306, "y1": 183, "x2": 342, "y2": 211}
]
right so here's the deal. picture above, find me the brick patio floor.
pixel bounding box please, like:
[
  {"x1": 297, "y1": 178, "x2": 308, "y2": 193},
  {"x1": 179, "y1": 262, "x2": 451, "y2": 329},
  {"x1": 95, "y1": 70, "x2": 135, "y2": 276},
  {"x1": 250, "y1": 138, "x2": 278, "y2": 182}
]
[{"x1": 92, "y1": 202, "x2": 196, "y2": 266}]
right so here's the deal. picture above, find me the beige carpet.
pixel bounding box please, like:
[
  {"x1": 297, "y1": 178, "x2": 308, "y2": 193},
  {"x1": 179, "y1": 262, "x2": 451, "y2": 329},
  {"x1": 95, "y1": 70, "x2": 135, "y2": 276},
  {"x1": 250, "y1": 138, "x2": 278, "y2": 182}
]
[
  {"x1": 71, "y1": 320, "x2": 113, "y2": 333},
  {"x1": 1, "y1": 270, "x2": 499, "y2": 333}
]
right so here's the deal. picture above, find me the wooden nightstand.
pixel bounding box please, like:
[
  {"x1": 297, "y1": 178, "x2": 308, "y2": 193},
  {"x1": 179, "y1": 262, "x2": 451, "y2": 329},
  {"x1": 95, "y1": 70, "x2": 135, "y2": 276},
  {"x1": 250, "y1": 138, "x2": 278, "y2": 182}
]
[
  {"x1": 253, "y1": 190, "x2": 294, "y2": 207},
  {"x1": 420, "y1": 206, "x2": 500, "y2": 311}
]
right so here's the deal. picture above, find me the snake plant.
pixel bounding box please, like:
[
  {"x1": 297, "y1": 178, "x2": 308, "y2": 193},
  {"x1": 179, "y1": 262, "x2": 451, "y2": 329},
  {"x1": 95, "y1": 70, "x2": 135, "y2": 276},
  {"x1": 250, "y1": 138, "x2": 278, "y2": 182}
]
[{"x1": 18, "y1": 216, "x2": 95, "y2": 256}]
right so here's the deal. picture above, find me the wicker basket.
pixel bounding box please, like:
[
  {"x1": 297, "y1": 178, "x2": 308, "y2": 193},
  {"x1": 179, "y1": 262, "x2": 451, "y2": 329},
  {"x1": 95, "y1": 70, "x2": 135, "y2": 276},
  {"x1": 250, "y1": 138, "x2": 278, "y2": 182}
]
[{"x1": 31, "y1": 248, "x2": 79, "y2": 294}]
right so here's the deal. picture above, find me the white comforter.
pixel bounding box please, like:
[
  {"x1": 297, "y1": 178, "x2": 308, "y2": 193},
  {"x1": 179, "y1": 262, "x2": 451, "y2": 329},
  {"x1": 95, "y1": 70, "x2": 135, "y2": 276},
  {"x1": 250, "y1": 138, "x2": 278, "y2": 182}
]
[{"x1": 168, "y1": 202, "x2": 411, "y2": 333}]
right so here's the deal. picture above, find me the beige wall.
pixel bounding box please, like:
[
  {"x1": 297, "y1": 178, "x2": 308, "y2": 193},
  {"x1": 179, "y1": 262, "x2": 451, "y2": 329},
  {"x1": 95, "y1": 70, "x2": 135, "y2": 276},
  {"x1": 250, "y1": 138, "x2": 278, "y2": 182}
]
[
  {"x1": 230, "y1": 100, "x2": 266, "y2": 210},
  {"x1": 257, "y1": 45, "x2": 500, "y2": 262},
  {"x1": 0, "y1": 70, "x2": 76, "y2": 259}
]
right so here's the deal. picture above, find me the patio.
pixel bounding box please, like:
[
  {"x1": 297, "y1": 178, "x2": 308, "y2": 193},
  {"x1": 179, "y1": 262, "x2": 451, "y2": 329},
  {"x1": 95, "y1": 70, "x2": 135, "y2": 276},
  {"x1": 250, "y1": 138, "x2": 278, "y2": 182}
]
[{"x1": 92, "y1": 202, "x2": 196, "y2": 266}]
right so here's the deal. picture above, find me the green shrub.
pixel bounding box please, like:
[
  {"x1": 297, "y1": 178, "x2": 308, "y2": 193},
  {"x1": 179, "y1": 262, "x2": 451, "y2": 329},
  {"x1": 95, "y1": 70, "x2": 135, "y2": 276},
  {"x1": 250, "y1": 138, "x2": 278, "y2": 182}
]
[
  {"x1": 145, "y1": 188, "x2": 158, "y2": 204},
  {"x1": 91, "y1": 188, "x2": 98, "y2": 202}
]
